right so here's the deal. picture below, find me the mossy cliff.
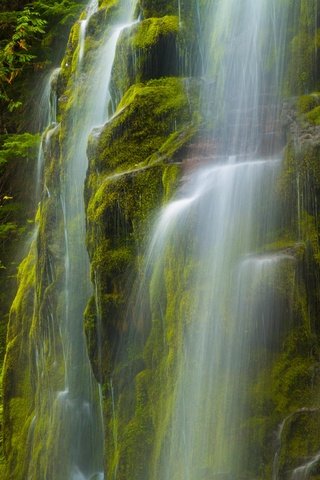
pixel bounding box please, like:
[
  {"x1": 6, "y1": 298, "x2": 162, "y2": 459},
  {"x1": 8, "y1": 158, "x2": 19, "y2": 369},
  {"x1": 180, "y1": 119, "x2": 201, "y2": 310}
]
[
  {"x1": 3, "y1": 0, "x2": 320, "y2": 479},
  {"x1": 265, "y1": 103, "x2": 320, "y2": 479},
  {"x1": 84, "y1": 1, "x2": 203, "y2": 477},
  {"x1": 84, "y1": 1, "x2": 320, "y2": 479},
  {"x1": 2, "y1": 120, "x2": 66, "y2": 479},
  {"x1": 1, "y1": 0, "x2": 202, "y2": 477},
  {"x1": 227, "y1": 5, "x2": 320, "y2": 477}
]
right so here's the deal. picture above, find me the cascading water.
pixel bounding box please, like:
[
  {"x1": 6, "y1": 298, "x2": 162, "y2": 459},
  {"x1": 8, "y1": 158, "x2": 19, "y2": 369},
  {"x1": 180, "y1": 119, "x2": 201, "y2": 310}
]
[
  {"x1": 143, "y1": 158, "x2": 287, "y2": 479},
  {"x1": 78, "y1": 0, "x2": 99, "y2": 66},
  {"x1": 36, "y1": 68, "x2": 60, "y2": 201},
  {"x1": 291, "y1": 453, "x2": 320, "y2": 480},
  {"x1": 4, "y1": 0, "x2": 320, "y2": 478},
  {"x1": 124, "y1": 0, "x2": 292, "y2": 478},
  {"x1": 27, "y1": 1, "x2": 137, "y2": 479}
]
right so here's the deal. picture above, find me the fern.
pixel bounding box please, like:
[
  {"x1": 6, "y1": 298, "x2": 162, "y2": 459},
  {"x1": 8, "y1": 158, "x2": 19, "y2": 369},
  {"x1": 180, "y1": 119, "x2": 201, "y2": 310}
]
[{"x1": 0, "y1": 6, "x2": 47, "y2": 108}]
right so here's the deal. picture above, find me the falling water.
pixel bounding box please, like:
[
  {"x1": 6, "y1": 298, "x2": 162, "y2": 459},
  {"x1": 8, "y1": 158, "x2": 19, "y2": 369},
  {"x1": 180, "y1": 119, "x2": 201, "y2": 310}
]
[
  {"x1": 272, "y1": 408, "x2": 320, "y2": 480},
  {"x1": 78, "y1": 0, "x2": 99, "y2": 66},
  {"x1": 36, "y1": 68, "x2": 60, "y2": 201},
  {"x1": 37, "y1": 67, "x2": 60, "y2": 130},
  {"x1": 291, "y1": 453, "x2": 320, "y2": 480},
  {"x1": 56, "y1": 2, "x2": 138, "y2": 478},
  {"x1": 126, "y1": 0, "x2": 292, "y2": 478},
  {"x1": 28, "y1": 1, "x2": 137, "y2": 479},
  {"x1": 201, "y1": 0, "x2": 289, "y2": 154},
  {"x1": 143, "y1": 158, "x2": 283, "y2": 479}
]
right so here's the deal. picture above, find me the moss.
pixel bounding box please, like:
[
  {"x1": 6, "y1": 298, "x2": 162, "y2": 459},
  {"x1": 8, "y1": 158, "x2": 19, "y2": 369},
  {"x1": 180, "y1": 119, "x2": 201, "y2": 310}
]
[
  {"x1": 100, "y1": 0, "x2": 118, "y2": 7},
  {"x1": 84, "y1": 69, "x2": 201, "y2": 477},
  {"x1": 306, "y1": 105, "x2": 320, "y2": 125},
  {"x1": 241, "y1": 120, "x2": 320, "y2": 477},
  {"x1": 285, "y1": 0, "x2": 320, "y2": 94},
  {"x1": 86, "y1": 76, "x2": 200, "y2": 266},
  {"x1": 59, "y1": 21, "x2": 81, "y2": 91},
  {"x1": 297, "y1": 93, "x2": 320, "y2": 114},
  {"x1": 2, "y1": 246, "x2": 36, "y2": 479},
  {"x1": 133, "y1": 15, "x2": 179, "y2": 48},
  {"x1": 86, "y1": 76, "x2": 200, "y2": 252},
  {"x1": 97, "y1": 77, "x2": 199, "y2": 171},
  {"x1": 92, "y1": 242, "x2": 133, "y2": 274},
  {"x1": 113, "y1": 370, "x2": 154, "y2": 480},
  {"x1": 109, "y1": 18, "x2": 181, "y2": 110},
  {"x1": 274, "y1": 408, "x2": 320, "y2": 475},
  {"x1": 138, "y1": 0, "x2": 178, "y2": 19},
  {"x1": 162, "y1": 163, "x2": 180, "y2": 201}
]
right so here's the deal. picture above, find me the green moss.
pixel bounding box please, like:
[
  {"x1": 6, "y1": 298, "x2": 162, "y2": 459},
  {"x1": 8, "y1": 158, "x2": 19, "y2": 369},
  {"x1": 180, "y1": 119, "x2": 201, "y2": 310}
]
[
  {"x1": 100, "y1": 0, "x2": 118, "y2": 7},
  {"x1": 118, "y1": 76, "x2": 183, "y2": 112},
  {"x1": 133, "y1": 15, "x2": 179, "y2": 48},
  {"x1": 2, "y1": 245, "x2": 36, "y2": 479},
  {"x1": 280, "y1": 411, "x2": 320, "y2": 470},
  {"x1": 86, "y1": 77, "x2": 200, "y2": 267},
  {"x1": 84, "y1": 72, "x2": 201, "y2": 478},
  {"x1": 306, "y1": 105, "x2": 320, "y2": 124},
  {"x1": 59, "y1": 21, "x2": 81, "y2": 89},
  {"x1": 95, "y1": 77, "x2": 199, "y2": 172},
  {"x1": 297, "y1": 93, "x2": 320, "y2": 114},
  {"x1": 110, "y1": 21, "x2": 182, "y2": 111},
  {"x1": 138, "y1": 0, "x2": 178, "y2": 18},
  {"x1": 162, "y1": 163, "x2": 180, "y2": 201},
  {"x1": 86, "y1": 77, "x2": 199, "y2": 242},
  {"x1": 286, "y1": 0, "x2": 320, "y2": 94}
]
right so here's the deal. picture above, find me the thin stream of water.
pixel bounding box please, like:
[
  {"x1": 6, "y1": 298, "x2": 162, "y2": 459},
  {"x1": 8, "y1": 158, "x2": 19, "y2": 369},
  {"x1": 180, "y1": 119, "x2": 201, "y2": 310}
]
[{"x1": 28, "y1": 1, "x2": 138, "y2": 478}]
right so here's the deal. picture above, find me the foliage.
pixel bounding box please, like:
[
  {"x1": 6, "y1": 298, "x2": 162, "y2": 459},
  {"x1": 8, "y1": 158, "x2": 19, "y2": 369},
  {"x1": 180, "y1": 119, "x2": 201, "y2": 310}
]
[
  {"x1": 0, "y1": 133, "x2": 40, "y2": 168},
  {"x1": 31, "y1": 0, "x2": 85, "y2": 25},
  {"x1": 0, "y1": 1, "x2": 84, "y2": 115},
  {"x1": 0, "y1": 7, "x2": 46, "y2": 111},
  {"x1": 0, "y1": 133, "x2": 39, "y2": 267}
]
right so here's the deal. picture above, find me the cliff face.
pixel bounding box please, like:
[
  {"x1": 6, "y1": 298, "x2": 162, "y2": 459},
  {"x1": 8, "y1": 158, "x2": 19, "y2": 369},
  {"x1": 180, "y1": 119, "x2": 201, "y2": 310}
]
[
  {"x1": 84, "y1": 3, "x2": 204, "y2": 479},
  {"x1": 3, "y1": 0, "x2": 320, "y2": 479}
]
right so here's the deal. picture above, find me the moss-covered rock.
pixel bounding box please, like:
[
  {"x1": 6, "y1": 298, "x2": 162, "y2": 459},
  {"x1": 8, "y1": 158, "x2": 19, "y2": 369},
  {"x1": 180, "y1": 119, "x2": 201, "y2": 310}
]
[
  {"x1": 85, "y1": 76, "x2": 200, "y2": 381},
  {"x1": 245, "y1": 100, "x2": 320, "y2": 478},
  {"x1": 6, "y1": 1, "x2": 320, "y2": 479},
  {"x1": 109, "y1": 16, "x2": 180, "y2": 107},
  {"x1": 286, "y1": 1, "x2": 320, "y2": 95},
  {"x1": 2, "y1": 247, "x2": 35, "y2": 479},
  {"x1": 138, "y1": 0, "x2": 178, "y2": 19},
  {"x1": 83, "y1": 66, "x2": 201, "y2": 476}
]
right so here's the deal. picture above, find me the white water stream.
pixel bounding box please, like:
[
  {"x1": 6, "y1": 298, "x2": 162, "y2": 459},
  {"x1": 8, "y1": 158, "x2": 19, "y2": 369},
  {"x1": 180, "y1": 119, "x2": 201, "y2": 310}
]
[
  {"x1": 28, "y1": 1, "x2": 137, "y2": 478},
  {"x1": 57, "y1": 3, "x2": 137, "y2": 477},
  {"x1": 78, "y1": 0, "x2": 99, "y2": 66},
  {"x1": 143, "y1": 157, "x2": 284, "y2": 478},
  {"x1": 127, "y1": 0, "x2": 292, "y2": 478},
  {"x1": 36, "y1": 67, "x2": 60, "y2": 201}
]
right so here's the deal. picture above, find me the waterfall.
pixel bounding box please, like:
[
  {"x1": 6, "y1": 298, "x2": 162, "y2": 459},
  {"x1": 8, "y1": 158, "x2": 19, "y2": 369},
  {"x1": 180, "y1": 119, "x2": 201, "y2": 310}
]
[
  {"x1": 122, "y1": 0, "x2": 292, "y2": 478},
  {"x1": 272, "y1": 408, "x2": 320, "y2": 480},
  {"x1": 4, "y1": 0, "x2": 320, "y2": 477},
  {"x1": 36, "y1": 68, "x2": 60, "y2": 201},
  {"x1": 142, "y1": 158, "x2": 285, "y2": 479},
  {"x1": 78, "y1": 0, "x2": 99, "y2": 66},
  {"x1": 291, "y1": 452, "x2": 320, "y2": 480},
  {"x1": 201, "y1": 0, "x2": 289, "y2": 155},
  {"x1": 27, "y1": 1, "x2": 137, "y2": 478}
]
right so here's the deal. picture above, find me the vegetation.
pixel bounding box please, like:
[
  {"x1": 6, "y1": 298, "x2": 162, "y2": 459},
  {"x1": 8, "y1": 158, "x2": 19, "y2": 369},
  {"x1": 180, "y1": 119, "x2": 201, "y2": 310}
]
[
  {"x1": 0, "y1": 7, "x2": 46, "y2": 111},
  {"x1": 0, "y1": 3, "x2": 85, "y2": 475},
  {"x1": 2, "y1": 0, "x2": 320, "y2": 479}
]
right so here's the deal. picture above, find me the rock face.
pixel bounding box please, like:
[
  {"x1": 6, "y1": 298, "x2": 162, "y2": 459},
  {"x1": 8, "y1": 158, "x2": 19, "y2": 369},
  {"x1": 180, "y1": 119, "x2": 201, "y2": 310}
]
[{"x1": 3, "y1": 0, "x2": 320, "y2": 479}]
